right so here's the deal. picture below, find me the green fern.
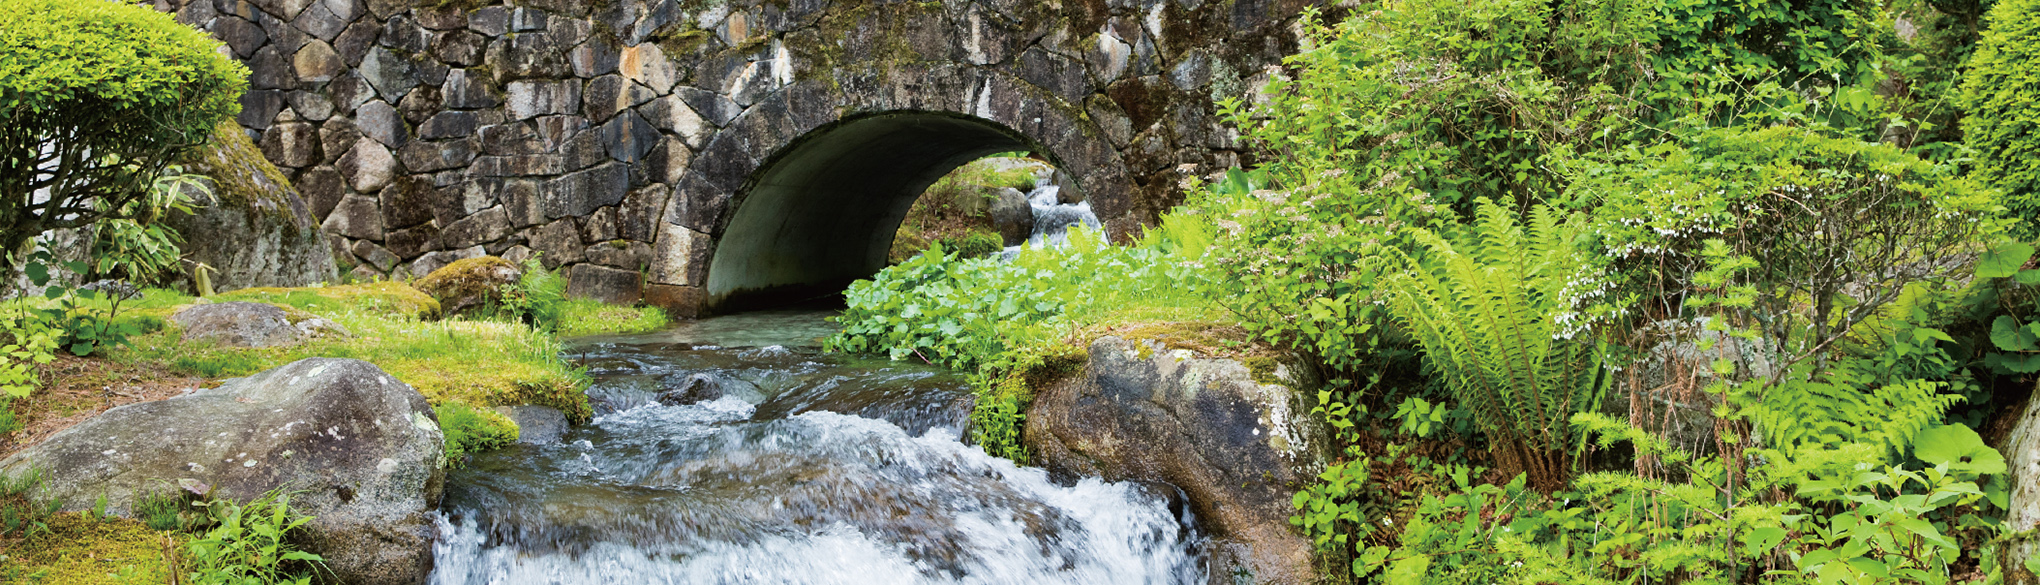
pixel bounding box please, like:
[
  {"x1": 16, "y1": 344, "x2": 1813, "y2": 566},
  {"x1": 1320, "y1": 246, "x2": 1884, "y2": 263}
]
[
  {"x1": 1381, "y1": 200, "x2": 1611, "y2": 491},
  {"x1": 1739, "y1": 360, "x2": 1962, "y2": 460}
]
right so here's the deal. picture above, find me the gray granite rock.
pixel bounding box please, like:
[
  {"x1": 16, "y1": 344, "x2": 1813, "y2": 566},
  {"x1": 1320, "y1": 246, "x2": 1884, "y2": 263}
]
[{"x1": 0, "y1": 358, "x2": 446, "y2": 585}]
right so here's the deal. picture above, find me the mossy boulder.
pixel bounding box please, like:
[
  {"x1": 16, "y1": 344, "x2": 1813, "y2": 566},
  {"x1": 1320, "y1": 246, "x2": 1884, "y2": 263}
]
[
  {"x1": 414, "y1": 256, "x2": 523, "y2": 318},
  {"x1": 167, "y1": 123, "x2": 339, "y2": 292}
]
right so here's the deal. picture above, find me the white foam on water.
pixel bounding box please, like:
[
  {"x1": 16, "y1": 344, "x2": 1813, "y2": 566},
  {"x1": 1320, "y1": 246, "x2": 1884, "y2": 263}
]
[{"x1": 432, "y1": 410, "x2": 1201, "y2": 585}]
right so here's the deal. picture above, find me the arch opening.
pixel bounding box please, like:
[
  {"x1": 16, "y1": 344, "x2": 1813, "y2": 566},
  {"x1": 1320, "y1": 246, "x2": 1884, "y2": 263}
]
[{"x1": 703, "y1": 112, "x2": 1057, "y2": 313}]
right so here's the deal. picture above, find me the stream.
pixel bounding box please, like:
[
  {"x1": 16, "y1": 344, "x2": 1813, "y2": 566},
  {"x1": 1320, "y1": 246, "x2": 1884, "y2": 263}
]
[{"x1": 429, "y1": 311, "x2": 1206, "y2": 584}]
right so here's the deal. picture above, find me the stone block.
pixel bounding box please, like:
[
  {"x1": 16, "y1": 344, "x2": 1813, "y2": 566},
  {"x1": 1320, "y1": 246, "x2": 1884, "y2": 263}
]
[
  {"x1": 238, "y1": 90, "x2": 286, "y2": 131},
  {"x1": 506, "y1": 79, "x2": 581, "y2": 120},
  {"x1": 542, "y1": 162, "x2": 628, "y2": 219},
  {"x1": 650, "y1": 221, "x2": 710, "y2": 286},
  {"x1": 583, "y1": 75, "x2": 657, "y2": 123},
  {"x1": 398, "y1": 85, "x2": 443, "y2": 124},
  {"x1": 378, "y1": 14, "x2": 428, "y2": 53},
  {"x1": 260, "y1": 122, "x2": 320, "y2": 168},
  {"x1": 675, "y1": 87, "x2": 741, "y2": 127},
  {"x1": 570, "y1": 41, "x2": 620, "y2": 78},
  {"x1": 477, "y1": 123, "x2": 540, "y2": 156},
  {"x1": 285, "y1": 91, "x2": 335, "y2": 122},
  {"x1": 468, "y1": 155, "x2": 565, "y2": 177},
  {"x1": 578, "y1": 206, "x2": 618, "y2": 242},
  {"x1": 565, "y1": 263, "x2": 641, "y2": 304},
  {"x1": 298, "y1": 166, "x2": 346, "y2": 220},
  {"x1": 467, "y1": 6, "x2": 508, "y2": 36},
  {"x1": 642, "y1": 283, "x2": 702, "y2": 319},
  {"x1": 598, "y1": 111, "x2": 659, "y2": 165},
  {"x1": 418, "y1": 111, "x2": 480, "y2": 140},
  {"x1": 321, "y1": 194, "x2": 383, "y2": 240},
  {"x1": 378, "y1": 175, "x2": 438, "y2": 230},
  {"x1": 291, "y1": 0, "x2": 346, "y2": 41},
  {"x1": 641, "y1": 94, "x2": 711, "y2": 149},
  {"x1": 483, "y1": 31, "x2": 569, "y2": 83},
  {"x1": 350, "y1": 240, "x2": 400, "y2": 272},
  {"x1": 529, "y1": 219, "x2": 585, "y2": 268},
  {"x1": 358, "y1": 47, "x2": 418, "y2": 102},
  {"x1": 398, "y1": 138, "x2": 478, "y2": 173},
  {"x1": 440, "y1": 206, "x2": 512, "y2": 249},
  {"x1": 353, "y1": 100, "x2": 406, "y2": 148},
  {"x1": 249, "y1": 45, "x2": 299, "y2": 91},
  {"x1": 334, "y1": 20, "x2": 380, "y2": 66},
  {"x1": 432, "y1": 29, "x2": 487, "y2": 67},
  {"x1": 618, "y1": 43, "x2": 678, "y2": 94},
  {"x1": 442, "y1": 69, "x2": 502, "y2": 109},
  {"x1": 619, "y1": 183, "x2": 668, "y2": 243},
  {"x1": 383, "y1": 222, "x2": 441, "y2": 259},
  {"x1": 335, "y1": 137, "x2": 396, "y2": 192},
  {"x1": 415, "y1": 5, "x2": 466, "y2": 29},
  {"x1": 583, "y1": 240, "x2": 651, "y2": 271},
  {"x1": 217, "y1": 16, "x2": 267, "y2": 59}
]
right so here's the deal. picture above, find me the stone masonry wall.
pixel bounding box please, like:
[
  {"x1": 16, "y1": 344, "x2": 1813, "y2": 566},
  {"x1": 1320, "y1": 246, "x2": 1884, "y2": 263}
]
[{"x1": 154, "y1": 0, "x2": 1322, "y2": 314}]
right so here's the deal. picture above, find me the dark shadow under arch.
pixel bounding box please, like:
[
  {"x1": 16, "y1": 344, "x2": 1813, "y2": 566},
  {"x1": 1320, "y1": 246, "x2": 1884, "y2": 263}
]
[{"x1": 703, "y1": 111, "x2": 1055, "y2": 313}]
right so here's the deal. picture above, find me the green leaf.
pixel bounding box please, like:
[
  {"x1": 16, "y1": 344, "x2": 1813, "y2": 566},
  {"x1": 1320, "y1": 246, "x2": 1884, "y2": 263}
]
[
  {"x1": 1993, "y1": 316, "x2": 2036, "y2": 351},
  {"x1": 1980, "y1": 241, "x2": 2035, "y2": 278},
  {"x1": 1915, "y1": 424, "x2": 2008, "y2": 476},
  {"x1": 1385, "y1": 555, "x2": 1432, "y2": 585},
  {"x1": 2018, "y1": 269, "x2": 2040, "y2": 285},
  {"x1": 24, "y1": 263, "x2": 49, "y2": 286}
]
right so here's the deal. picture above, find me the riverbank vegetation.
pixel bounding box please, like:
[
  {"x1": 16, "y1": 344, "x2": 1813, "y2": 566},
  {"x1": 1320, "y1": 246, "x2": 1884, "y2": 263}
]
[{"x1": 828, "y1": 0, "x2": 2040, "y2": 581}]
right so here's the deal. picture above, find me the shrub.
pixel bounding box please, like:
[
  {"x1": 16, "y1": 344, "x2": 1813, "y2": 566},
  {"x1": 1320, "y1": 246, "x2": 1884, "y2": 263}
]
[
  {"x1": 439, "y1": 402, "x2": 518, "y2": 468},
  {"x1": 0, "y1": 0, "x2": 246, "y2": 258},
  {"x1": 1961, "y1": 0, "x2": 2040, "y2": 237},
  {"x1": 936, "y1": 230, "x2": 1003, "y2": 258}
]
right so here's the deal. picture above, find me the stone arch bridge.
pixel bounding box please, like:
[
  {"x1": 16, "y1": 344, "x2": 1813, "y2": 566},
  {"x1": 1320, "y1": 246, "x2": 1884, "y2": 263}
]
[{"x1": 166, "y1": 0, "x2": 1320, "y2": 315}]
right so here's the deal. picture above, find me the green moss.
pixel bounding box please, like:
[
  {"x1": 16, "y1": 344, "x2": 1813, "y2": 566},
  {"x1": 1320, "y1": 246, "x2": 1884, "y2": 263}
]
[
  {"x1": 213, "y1": 282, "x2": 442, "y2": 320},
  {"x1": 178, "y1": 122, "x2": 303, "y2": 239},
  {"x1": 0, "y1": 513, "x2": 176, "y2": 585},
  {"x1": 413, "y1": 256, "x2": 518, "y2": 313},
  {"x1": 438, "y1": 402, "x2": 518, "y2": 468},
  {"x1": 1242, "y1": 356, "x2": 1284, "y2": 386},
  {"x1": 557, "y1": 299, "x2": 668, "y2": 336}
]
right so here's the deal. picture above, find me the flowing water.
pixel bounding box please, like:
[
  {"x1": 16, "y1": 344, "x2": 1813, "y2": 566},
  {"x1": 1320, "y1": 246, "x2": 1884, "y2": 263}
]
[{"x1": 430, "y1": 311, "x2": 1205, "y2": 584}]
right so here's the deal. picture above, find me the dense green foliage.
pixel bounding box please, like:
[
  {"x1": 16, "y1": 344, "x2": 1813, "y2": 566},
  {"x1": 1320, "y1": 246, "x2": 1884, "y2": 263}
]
[
  {"x1": 1961, "y1": 0, "x2": 2040, "y2": 237},
  {"x1": 180, "y1": 490, "x2": 325, "y2": 585},
  {"x1": 0, "y1": 0, "x2": 246, "y2": 259},
  {"x1": 825, "y1": 0, "x2": 2040, "y2": 581},
  {"x1": 1380, "y1": 202, "x2": 1612, "y2": 490}
]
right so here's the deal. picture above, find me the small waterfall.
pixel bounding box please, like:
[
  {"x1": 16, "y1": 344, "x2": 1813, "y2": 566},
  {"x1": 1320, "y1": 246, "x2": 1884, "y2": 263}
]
[
  {"x1": 430, "y1": 324, "x2": 1206, "y2": 585},
  {"x1": 1003, "y1": 178, "x2": 1101, "y2": 260}
]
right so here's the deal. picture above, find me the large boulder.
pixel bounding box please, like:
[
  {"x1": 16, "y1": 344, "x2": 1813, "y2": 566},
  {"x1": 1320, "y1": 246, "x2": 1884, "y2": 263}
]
[
  {"x1": 1024, "y1": 336, "x2": 1331, "y2": 585},
  {"x1": 0, "y1": 358, "x2": 444, "y2": 585},
  {"x1": 172, "y1": 301, "x2": 306, "y2": 348},
  {"x1": 413, "y1": 256, "x2": 523, "y2": 317},
  {"x1": 169, "y1": 123, "x2": 340, "y2": 293},
  {"x1": 986, "y1": 187, "x2": 1034, "y2": 247}
]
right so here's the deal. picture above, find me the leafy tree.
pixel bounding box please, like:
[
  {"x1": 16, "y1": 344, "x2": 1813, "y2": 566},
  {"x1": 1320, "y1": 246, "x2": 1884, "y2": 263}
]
[
  {"x1": 1961, "y1": 0, "x2": 2040, "y2": 238},
  {"x1": 0, "y1": 0, "x2": 245, "y2": 263}
]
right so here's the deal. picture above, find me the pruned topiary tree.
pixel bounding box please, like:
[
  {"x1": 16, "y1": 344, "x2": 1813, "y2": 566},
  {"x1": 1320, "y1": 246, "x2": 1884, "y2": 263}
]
[{"x1": 0, "y1": 0, "x2": 246, "y2": 263}]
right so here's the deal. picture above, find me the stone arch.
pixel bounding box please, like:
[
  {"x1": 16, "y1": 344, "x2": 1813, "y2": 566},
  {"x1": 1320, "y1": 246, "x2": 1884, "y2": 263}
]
[
  {"x1": 164, "y1": 0, "x2": 1324, "y2": 314},
  {"x1": 646, "y1": 68, "x2": 1134, "y2": 314}
]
